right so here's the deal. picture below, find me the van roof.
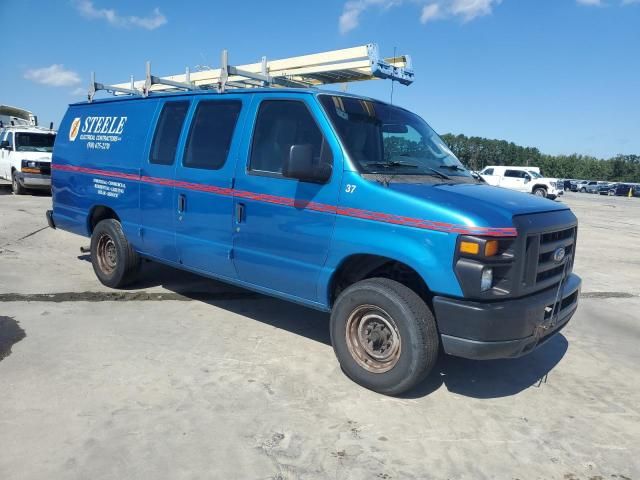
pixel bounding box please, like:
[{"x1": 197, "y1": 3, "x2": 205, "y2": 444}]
[{"x1": 69, "y1": 87, "x2": 383, "y2": 107}]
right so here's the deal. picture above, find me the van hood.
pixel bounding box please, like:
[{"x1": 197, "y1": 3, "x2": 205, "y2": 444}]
[{"x1": 387, "y1": 182, "x2": 568, "y2": 224}]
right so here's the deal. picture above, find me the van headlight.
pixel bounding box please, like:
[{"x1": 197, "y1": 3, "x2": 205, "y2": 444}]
[
  {"x1": 480, "y1": 268, "x2": 493, "y2": 292},
  {"x1": 22, "y1": 160, "x2": 38, "y2": 168}
]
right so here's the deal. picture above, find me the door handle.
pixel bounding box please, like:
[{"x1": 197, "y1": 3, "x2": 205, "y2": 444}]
[
  {"x1": 178, "y1": 193, "x2": 186, "y2": 213},
  {"x1": 236, "y1": 203, "x2": 245, "y2": 223}
]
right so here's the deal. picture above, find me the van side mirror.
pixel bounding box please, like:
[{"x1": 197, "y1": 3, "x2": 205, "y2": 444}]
[
  {"x1": 0, "y1": 140, "x2": 9, "y2": 150},
  {"x1": 524, "y1": 174, "x2": 531, "y2": 183},
  {"x1": 283, "y1": 144, "x2": 332, "y2": 183}
]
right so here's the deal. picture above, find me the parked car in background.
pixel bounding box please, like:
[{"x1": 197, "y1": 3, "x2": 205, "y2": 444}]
[
  {"x1": 572, "y1": 180, "x2": 588, "y2": 192},
  {"x1": 597, "y1": 183, "x2": 614, "y2": 195},
  {"x1": 0, "y1": 124, "x2": 56, "y2": 194},
  {"x1": 607, "y1": 183, "x2": 633, "y2": 196},
  {"x1": 561, "y1": 179, "x2": 573, "y2": 191},
  {"x1": 578, "y1": 181, "x2": 598, "y2": 193},
  {"x1": 586, "y1": 181, "x2": 609, "y2": 194},
  {"x1": 479, "y1": 166, "x2": 562, "y2": 199}
]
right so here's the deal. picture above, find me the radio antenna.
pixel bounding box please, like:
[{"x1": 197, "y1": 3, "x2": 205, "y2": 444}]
[{"x1": 390, "y1": 46, "x2": 396, "y2": 105}]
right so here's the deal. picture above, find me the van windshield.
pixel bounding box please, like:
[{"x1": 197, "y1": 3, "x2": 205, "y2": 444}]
[
  {"x1": 15, "y1": 133, "x2": 56, "y2": 153},
  {"x1": 319, "y1": 94, "x2": 471, "y2": 178}
]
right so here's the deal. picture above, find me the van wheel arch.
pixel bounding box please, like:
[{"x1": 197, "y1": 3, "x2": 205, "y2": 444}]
[
  {"x1": 88, "y1": 205, "x2": 121, "y2": 234},
  {"x1": 329, "y1": 254, "x2": 432, "y2": 308}
]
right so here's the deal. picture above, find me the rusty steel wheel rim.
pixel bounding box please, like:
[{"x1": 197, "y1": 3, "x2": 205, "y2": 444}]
[
  {"x1": 96, "y1": 233, "x2": 117, "y2": 275},
  {"x1": 345, "y1": 304, "x2": 401, "y2": 373}
]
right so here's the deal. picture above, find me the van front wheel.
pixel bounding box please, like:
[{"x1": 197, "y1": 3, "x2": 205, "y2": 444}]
[
  {"x1": 533, "y1": 187, "x2": 547, "y2": 197},
  {"x1": 12, "y1": 171, "x2": 26, "y2": 195},
  {"x1": 330, "y1": 278, "x2": 439, "y2": 396},
  {"x1": 90, "y1": 219, "x2": 139, "y2": 288}
]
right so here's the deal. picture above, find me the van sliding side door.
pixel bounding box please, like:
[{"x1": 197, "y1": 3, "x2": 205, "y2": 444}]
[{"x1": 173, "y1": 96, "x2": 247, "y2": 278}]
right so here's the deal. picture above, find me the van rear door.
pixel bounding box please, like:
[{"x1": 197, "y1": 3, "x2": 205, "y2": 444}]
[
  {"x1": 173, "y1": 96, "x2": 246, "y2": 278},
  {"x1": 231, "y1": 95, "x2": 341, "y2": 302}
]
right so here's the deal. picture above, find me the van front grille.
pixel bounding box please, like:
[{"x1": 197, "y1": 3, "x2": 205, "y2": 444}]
[{"x1": 522, "y1": 225, "x2": 576, "y2": 294}]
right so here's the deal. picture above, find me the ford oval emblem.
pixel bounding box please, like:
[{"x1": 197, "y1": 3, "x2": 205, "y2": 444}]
[{"x1": 553, "y1": 247, "x2": 566, "y2": 263}]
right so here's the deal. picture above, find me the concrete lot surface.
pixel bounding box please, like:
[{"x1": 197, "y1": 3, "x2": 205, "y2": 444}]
[{"x1": 1, "y1": 188, "x2": 639, "y2": 479}]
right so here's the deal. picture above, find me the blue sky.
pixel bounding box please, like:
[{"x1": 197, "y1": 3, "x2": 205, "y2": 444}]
[{"x1": 1, "y1": 0, "x2": 638, "y2": 158}]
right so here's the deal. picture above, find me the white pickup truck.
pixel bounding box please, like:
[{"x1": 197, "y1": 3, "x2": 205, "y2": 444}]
[
  {"x1": 479, "y1": 166, "x2": 561, "y2": 200},
  {"x1": 0, "y1": 125, "x2": 56, "y2": 194}
]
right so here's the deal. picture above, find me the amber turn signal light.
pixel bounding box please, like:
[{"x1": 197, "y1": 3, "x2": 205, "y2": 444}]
[
  {"x1": 484, "y1": 240, "x2": 499, "y2": 257},
  {"x1": 459, "y1": 241, "x2": 480, "y2": 255}
]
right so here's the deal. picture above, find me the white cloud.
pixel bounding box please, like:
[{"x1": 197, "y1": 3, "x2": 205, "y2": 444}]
[
  {"x1": 577, "y1": 0, "x2": 640, "y2": 7},
  {"x1": 339, "y1": 0, "x2": 502, "y2": 32},
  {"x1": 420, "y1": 3, "x2": 442, "y2": 22},
  {"x1": 74, "y1": 0, "x2": 167, "y2": 30},
  {"x1": 339, "y1": 0, "x2": 402, "y2": 34},
  {"x1": 576, "y1": 0, "x2": 605, "y2": 6},
  {"x1": 24, "y1": 65, "x2": 81, "y2": 87},
  {"x1": 450, "y1": 0, "x2": 502, "y2": 21}
]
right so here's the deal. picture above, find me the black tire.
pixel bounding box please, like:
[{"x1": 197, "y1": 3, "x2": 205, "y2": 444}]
[
  {"x1": 330, "y1": 278, "x2": 439, "y2": 396},
  {"x1": 533, "y1": 187, "x2": 547, "y2": 198},
  {"x1": 90, "y1": 219, "x2": 139, "y2": 288},
  {"x1": 11, "y1": 171, "x2": 26, "y2": 195}
]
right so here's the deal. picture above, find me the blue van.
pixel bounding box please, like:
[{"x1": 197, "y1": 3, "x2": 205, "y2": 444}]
[{"x1": 48, "y1": 88, "x2": 581, "y2": 395}]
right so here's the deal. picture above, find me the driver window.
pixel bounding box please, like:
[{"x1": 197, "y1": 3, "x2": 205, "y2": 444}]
[{"x1": 249, "y1": 100, "x2": 331, "y2": 175}]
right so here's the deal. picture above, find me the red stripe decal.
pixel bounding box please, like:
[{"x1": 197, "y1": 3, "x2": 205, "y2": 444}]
[{"x1": 51, "y1": 164, "x2": 518, "y2": 237}]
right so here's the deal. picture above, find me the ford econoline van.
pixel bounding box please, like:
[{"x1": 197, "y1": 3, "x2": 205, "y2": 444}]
[{"x1": 48, "y1": 88, "x2": 581, "y2": 395}]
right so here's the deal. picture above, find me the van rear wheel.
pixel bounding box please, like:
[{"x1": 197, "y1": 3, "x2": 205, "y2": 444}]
[
  {"x1": 330, "y1": 278, "x2": 439, "y2": 396},
  {"x1": 90, "y1": 219, "x2": 139, "y2": 288}
]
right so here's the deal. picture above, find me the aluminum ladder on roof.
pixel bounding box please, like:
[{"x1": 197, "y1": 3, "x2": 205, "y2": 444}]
[{"x1": 87, "y1": 43, "x2": 414, "y2": 102}]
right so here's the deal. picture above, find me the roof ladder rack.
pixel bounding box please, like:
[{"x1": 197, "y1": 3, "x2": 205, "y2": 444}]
[
  {"x1": 88, "y1": 72, "x2": 140, "y2": 102},
  {"x1": 87, "y1": 43, "x2": 414, "y2": 101}
]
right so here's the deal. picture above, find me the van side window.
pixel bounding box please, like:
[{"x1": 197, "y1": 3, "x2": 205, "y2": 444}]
[
  {"x1": 484, "y1": 168, "x2": 494, "y2": 175},
  {"x1": 249, "y1": 100, "x2": 331, "y2": 175},
  {"x1": 149, "y1": 101, "x2": 189, "y2": 165},
  {"x1": 183, "y1": 100, "x2": 242, "y2": 170}
]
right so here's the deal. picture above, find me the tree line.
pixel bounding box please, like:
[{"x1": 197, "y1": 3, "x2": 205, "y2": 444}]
[{"x1": 441, "y1": 133, "x2": 640, "y2": 183}]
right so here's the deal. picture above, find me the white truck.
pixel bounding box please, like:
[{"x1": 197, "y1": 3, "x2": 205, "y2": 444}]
[
  {"x1": 0, "y1": 124, "x2": 56, "y2": 194},
  {"x1": 479, "y1": 165, "x2": 562, "y2": 200}
]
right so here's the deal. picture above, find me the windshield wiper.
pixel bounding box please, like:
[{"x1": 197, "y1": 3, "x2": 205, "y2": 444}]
[
  {"x1": 368, "y1": 160, "x2": 419, "y2": 169},
  {"x1": 439, "y1": 164, "x2": 466, "y2": 172},
  {"x1": 424, "y1": 166, "x2": 451, "y2": 180}
]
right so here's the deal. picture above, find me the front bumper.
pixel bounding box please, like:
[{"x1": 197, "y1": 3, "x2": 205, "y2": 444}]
[
  {"x1": 433, "y1": 273, "x2": 581, "y2": 360},
  {"x1": 16, "y1": 172, "x2": 51, "y2": 189}
]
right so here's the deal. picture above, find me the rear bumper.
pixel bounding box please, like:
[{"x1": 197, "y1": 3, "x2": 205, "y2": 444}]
[
  {"x1": 16, "y1": 172, "x2": 51, "y2": 189},
  {"x1": 433, "y1": 273, "x2": 581, "y2": 360}
]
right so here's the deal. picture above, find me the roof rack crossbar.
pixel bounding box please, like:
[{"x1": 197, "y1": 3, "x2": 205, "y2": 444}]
[{"x1": 88, "y1": 72, "x2": 141, "y2": 102}]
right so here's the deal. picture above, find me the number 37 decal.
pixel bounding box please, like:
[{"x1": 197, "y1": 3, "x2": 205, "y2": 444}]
[{"x1": 345, "y1": 184, "x2": 357, "y2": 194}]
